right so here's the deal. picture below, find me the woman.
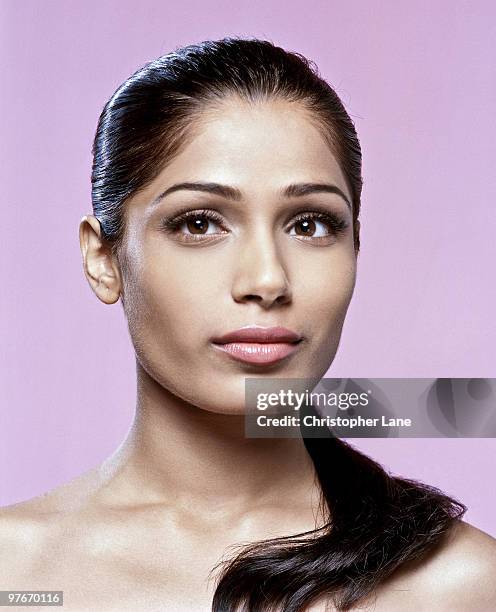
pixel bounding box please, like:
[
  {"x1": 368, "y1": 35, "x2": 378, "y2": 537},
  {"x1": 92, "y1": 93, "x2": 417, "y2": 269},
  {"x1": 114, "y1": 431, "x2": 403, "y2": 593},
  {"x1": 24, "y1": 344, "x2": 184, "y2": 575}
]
[{"x1": 1, "y1": 37, "x2": 495, "y2": 611}]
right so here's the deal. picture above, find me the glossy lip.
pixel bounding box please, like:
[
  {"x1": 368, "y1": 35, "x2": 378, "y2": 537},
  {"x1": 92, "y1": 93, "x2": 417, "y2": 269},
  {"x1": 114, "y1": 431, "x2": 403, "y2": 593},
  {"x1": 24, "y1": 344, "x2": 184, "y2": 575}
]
[
  {"x1": 211, "y1": 325, "x2": 303, "y2": 366},
  {"x1": 211, "y1": 325, "x2": 302, "y2": 344}
]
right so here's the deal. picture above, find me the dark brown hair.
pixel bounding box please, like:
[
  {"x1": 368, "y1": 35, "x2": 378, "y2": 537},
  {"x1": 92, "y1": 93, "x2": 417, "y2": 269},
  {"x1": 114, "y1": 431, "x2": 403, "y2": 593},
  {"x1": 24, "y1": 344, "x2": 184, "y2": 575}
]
[
  {"x1": 91, "y1": 37, "x2": 466, "y2": 611},
  {"x1": 92, "y1": 37, "x2": 361, "y2": 254}
]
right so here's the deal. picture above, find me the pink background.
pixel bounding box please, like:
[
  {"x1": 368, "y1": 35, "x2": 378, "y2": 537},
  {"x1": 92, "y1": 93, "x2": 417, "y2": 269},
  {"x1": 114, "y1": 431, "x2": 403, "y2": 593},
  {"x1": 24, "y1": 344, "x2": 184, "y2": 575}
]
[{"x1": 1, "y1": 1, "x2": 495, "y2": 535}]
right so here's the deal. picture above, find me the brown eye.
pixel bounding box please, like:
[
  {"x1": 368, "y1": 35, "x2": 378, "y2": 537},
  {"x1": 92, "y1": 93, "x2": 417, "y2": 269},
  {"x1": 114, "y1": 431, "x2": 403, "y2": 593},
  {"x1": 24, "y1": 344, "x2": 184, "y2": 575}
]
[
  {"x1": 290, "y1": 216, "x2": 331, "y2": 238},
  {"x1": 288, "y1": 211, "x2": 349, "y2": 241},
  {"x1": 294, "y1": 218, "x2": 317, "y2": 236},
  {"x1": 160, "y1": 209, "x2": 227, "y2": 240},
  {"x1": 186, "y1": 216, "x2": 210, "y2": 234}
]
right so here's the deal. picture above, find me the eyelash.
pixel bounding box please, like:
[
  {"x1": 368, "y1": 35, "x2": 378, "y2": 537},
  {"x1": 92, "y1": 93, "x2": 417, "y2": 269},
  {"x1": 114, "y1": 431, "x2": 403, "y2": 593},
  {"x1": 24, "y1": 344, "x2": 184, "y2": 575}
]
[{"x1": 159, "y1": 208, "x2": 350, "y2": 242}]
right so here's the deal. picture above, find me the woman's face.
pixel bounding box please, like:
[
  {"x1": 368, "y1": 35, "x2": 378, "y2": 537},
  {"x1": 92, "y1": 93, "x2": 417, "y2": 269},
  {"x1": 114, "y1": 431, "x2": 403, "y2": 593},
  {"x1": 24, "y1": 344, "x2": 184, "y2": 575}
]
[{"x1": 116, "y1": 98, "x2": 358, "y2": 414}]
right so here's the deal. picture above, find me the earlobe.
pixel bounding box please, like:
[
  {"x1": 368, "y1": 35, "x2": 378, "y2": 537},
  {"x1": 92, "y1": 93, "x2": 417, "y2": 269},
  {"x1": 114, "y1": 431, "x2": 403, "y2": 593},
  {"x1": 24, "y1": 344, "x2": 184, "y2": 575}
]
[{"x1": 79, "y1": 214, "x2": 121, "y2": 304}]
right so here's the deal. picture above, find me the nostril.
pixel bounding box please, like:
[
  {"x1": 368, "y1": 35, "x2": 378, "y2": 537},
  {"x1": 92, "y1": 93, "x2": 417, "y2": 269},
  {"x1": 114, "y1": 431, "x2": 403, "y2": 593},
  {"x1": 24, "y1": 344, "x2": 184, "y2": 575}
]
[{"x1": 275, "y1": 293, "x2": 291, "y2": 305}]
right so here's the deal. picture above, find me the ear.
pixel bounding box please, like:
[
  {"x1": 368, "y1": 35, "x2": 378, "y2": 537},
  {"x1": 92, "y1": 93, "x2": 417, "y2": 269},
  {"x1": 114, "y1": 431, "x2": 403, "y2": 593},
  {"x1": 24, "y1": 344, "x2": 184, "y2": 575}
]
[{"x1": 79, "y1": 215, "x2": 121, "y2": 304}]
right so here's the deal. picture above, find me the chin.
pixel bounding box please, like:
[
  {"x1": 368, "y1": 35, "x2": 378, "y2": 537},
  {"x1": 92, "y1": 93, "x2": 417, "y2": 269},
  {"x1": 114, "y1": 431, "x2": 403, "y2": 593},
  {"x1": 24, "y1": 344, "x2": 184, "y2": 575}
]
[{"x1": 203, "y1": 405, "x2": 248, "y2": 416}]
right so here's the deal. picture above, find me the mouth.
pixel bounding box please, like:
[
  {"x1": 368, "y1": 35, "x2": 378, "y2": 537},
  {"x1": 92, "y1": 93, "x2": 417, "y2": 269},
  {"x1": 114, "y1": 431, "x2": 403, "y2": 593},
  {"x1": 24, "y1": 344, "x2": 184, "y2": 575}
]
[{"x1": 211, "y1": 325, "x2": 303, "y2": 366}]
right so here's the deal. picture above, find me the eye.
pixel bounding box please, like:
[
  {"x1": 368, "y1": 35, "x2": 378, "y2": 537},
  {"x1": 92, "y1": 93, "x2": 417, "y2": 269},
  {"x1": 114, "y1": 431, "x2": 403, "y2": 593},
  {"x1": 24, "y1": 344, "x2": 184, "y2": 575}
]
[
  {"x1": 290, "y1": 217, "x2": 328, "y2": 238},
  {"x1": 180, "y1": 214, "x2": 220, "y2": 235},
  {"x1": 160, "y1": 209, "x2": 228, "y2": 241},
  {"x1": 288, "y1": 211, "x2": 348, "y2": 241}
]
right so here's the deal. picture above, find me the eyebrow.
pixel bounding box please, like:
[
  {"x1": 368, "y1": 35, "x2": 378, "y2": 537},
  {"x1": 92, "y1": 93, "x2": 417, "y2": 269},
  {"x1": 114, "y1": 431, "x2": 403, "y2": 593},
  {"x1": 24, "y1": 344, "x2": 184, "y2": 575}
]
[{"x1": 150, "y1": 181, "x2": 352, "y2": 211}]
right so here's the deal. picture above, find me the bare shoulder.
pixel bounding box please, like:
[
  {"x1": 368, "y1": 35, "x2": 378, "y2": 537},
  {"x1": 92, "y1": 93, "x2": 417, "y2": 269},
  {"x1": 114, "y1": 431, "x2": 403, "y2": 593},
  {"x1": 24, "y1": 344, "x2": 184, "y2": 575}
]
[
  {"x1": 420, "y1": 520, "x2": 496, "y2": 582},
  {"x1": 368, "y1": 520, "x2": 496, "y2": 611},
  {"x1": 440, "y1": 519, "x2": 496, "y2": 563},
  {"x1": 0, "y1": 467, "x2": 102, "y2": 575},
  {"x1": 0, "y1": 496, "x2": 56, "y2": 580},
  {"x1": 0, "y1": 499, "x2": 42, "y2": 542},
  {"x1": 0, "y1": 493, "x2": 58, "y2": 543},
  {"x1": 425, "y1": 520, "x2": 496, "y2": 605}
]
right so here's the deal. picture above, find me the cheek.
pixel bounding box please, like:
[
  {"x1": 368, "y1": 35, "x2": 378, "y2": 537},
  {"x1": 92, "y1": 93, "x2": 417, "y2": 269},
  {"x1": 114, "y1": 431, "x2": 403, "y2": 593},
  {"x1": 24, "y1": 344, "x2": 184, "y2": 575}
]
[
  {"x1": 297, "y1": 252, "x2": 356, "y2": 325},
  {"x1": 122, "y1": 246, "x2": 222, "y2": 353},
  {"x1": 297, "y1": 257, "x2": 356, "y2": 374}
]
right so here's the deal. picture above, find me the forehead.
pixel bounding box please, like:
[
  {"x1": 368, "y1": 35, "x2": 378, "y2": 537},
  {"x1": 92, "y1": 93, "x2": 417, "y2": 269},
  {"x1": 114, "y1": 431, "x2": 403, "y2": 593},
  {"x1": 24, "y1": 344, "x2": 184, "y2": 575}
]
[{"x1": 135, "y1": 97, "x2": 351, "y2": 206}]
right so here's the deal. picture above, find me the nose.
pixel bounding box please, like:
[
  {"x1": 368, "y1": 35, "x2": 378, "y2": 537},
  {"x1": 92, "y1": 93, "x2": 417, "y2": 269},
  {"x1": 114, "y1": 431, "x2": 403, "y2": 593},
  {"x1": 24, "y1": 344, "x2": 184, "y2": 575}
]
[{"x1": 231, "y1": 229, "x2": 292, "y2": 309}]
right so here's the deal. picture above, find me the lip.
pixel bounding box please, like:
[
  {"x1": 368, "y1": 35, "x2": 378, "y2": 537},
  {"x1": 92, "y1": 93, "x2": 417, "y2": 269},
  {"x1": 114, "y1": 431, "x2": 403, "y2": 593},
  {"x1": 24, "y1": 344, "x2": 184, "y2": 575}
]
[
  {"x1": 211, "y1": 325, "x2": 303, "y2": 366},
  {"x1": 212, "y1": 325, "x2": 302, "y2": 344}
]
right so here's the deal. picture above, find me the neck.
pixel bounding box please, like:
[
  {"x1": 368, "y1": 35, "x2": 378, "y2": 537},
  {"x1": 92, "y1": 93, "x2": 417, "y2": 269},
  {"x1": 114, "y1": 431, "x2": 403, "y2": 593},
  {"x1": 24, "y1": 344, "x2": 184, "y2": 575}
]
[{"x1": 97, "y1": 361, "x2": 319, "y2": 518}]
